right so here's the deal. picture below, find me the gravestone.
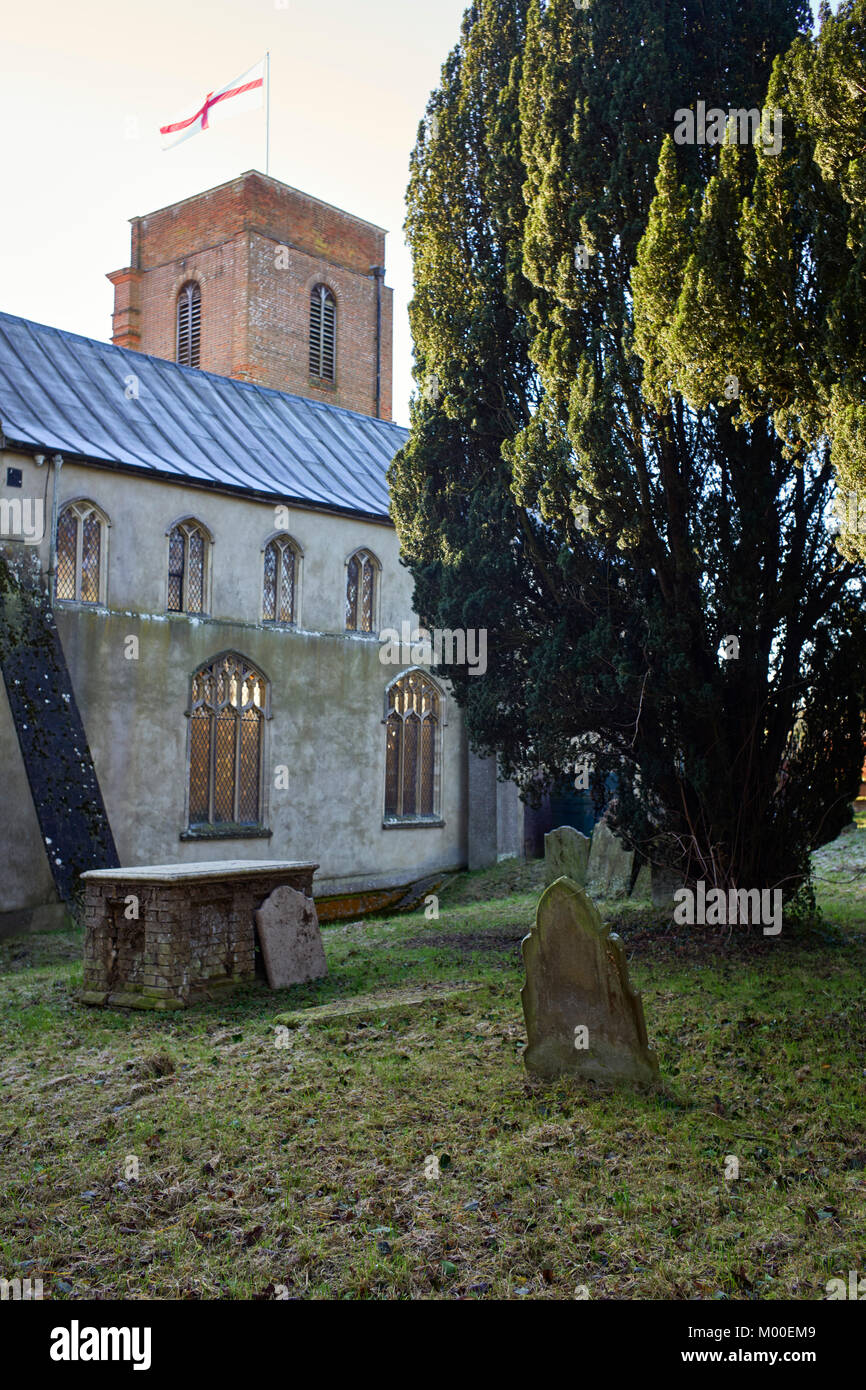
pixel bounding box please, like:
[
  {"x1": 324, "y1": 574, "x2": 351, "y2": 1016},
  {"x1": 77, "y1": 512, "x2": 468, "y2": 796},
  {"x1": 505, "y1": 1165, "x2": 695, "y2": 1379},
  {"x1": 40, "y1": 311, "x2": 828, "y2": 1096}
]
[
  {"x1": 631, "y1": 863, "x2": 652, "y2": 900},
  {"x1": 651, "y1": 866, "x2": 684, "y2": 911},
  {"x1": 544, "y1": 826, "x2": 591, "y2": 886},
  {"x1": 255, "y1": 885, "x2": 327, "y2": 989},
  {"x1": 521, "y1": 876, "x2": 659, "y2": 1084},
  {"x1": 80, "y1": 861, "x2": 317, "y2": 1009},
  {"x1": 586, "y1": 820, "x2": 634, "y2": 899}
]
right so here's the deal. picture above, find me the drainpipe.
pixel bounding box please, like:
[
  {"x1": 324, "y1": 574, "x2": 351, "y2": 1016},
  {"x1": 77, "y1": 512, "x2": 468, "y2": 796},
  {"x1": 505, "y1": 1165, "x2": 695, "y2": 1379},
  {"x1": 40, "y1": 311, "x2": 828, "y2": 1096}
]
[
  {"x1": 48, "y1": 453, "x2": 63, "y2": 605},
  {"x1": 371, "y1": 266, "x2": 384, "y2": 419}
]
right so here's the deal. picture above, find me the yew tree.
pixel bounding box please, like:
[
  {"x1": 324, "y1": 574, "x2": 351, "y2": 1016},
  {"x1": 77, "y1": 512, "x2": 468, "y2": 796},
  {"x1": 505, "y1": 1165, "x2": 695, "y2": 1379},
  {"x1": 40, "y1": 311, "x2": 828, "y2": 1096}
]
[{"x1": 389, "y1": 0, "x2": 866, "y2": 906}]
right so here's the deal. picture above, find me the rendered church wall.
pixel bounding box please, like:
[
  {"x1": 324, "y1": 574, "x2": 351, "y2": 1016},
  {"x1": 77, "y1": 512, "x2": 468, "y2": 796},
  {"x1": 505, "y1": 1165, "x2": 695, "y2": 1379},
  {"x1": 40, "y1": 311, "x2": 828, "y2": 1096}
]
[
  {"x1": 43, "y1": 463, "x2": 406, "y2": 634},
  {"x1": 1, "y1": 451, "x2": 471, "y2": 910},
  {"x1": 55, "y1": 605, "x2": 469, "y2": 895}
]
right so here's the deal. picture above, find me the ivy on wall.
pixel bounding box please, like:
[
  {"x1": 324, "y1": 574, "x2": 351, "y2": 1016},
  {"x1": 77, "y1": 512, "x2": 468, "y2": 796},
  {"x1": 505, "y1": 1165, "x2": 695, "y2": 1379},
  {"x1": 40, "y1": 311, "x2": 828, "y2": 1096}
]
[{"x1": 0, "y1": 550, "x2": 119, "y2": 904}]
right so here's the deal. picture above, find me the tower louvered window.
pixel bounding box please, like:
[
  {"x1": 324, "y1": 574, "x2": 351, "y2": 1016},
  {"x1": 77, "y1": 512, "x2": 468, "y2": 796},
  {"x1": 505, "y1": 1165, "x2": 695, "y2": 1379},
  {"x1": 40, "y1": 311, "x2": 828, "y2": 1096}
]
[
  {"x1": 177, "y1": 282, "x2": 201, "y2": 368},
  {"x1": 309, "y1": 284, "x2": 336, "y2": 381},
  {"x1": 385, "y1": 672, "x2": 441, "y2": 821},
  {"x1": 188, "y1": 654, "x2": 268, "y2": 829}
]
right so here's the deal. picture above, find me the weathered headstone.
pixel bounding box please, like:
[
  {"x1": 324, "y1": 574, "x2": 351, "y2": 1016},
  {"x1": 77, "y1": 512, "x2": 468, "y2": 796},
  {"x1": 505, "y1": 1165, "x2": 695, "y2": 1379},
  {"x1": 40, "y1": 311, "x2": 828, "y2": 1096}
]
[
  {"x1": 255, "y1": 885, "x2": 327, "y2": 989},
  {"x1": 521, "y1": 876, "x2": 659, "y2": 1084},
  {"x1": 586, "y1": 820, "x2": 634, "y2": 899},
  {"x1": 544, "y1": 826, "x2": 591, "y2": 887},
  {"x1": 631, "y1": 863, "x2": 652, "y2": 900},
  {"x1": 651, "y1": 866, "x2": 684, "y2": 911}
]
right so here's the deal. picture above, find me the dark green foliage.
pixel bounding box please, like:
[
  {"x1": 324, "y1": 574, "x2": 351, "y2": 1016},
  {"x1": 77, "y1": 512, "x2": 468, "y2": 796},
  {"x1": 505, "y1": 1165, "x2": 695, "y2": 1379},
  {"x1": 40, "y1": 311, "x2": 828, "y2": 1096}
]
[{"x1": 389, "y1": 0, "x2": 866, "y2": 902}]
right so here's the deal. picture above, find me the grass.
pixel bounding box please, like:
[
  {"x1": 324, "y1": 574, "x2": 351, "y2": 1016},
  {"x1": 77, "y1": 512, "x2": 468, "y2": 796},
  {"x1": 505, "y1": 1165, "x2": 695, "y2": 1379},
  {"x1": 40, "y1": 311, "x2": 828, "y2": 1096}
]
[{"x1": 0, "y1": 825, "x2": 864, "y2": 1301}]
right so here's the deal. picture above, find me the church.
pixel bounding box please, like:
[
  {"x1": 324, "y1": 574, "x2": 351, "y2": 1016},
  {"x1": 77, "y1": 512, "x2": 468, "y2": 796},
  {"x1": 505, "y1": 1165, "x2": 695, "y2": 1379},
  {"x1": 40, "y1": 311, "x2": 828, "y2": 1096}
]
[{"x1": 0, "y1": 171, "x2": 525, "y2": 938}]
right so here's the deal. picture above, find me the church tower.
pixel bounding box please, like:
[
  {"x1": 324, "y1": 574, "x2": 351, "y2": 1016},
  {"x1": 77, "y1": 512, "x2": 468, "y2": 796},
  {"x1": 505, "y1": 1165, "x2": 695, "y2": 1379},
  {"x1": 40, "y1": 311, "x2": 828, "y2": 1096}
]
[{"x1": 107, "y1": 170, "x2": 393, "y2": 420}]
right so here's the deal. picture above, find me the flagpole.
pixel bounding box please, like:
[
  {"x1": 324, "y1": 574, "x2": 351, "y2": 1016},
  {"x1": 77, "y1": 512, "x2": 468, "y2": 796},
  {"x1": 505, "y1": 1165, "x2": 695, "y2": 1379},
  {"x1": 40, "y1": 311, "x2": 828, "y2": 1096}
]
[{"x1": 265, "y1": 52, "x2": 270, "y2": 175}]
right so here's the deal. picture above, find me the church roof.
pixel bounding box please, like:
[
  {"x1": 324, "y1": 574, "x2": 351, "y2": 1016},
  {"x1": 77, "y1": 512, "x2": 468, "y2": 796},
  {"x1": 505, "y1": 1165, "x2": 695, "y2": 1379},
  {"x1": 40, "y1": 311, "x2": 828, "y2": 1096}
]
[{"x1": 0, "y1": 312, "x2": 407, "y2": 522}]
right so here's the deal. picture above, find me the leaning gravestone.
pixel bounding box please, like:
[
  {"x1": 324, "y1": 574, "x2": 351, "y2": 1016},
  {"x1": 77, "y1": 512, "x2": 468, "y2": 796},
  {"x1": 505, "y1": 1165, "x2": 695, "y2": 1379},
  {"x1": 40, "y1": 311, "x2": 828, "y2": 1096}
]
[
  {"x1": 544, "y1": 826, "x2": 591, "y2": 887},
  {"x1": 521, "y1": 876, "x2": 659, "y2": 1084},
  {"x1": 631, "y1": 863, "x2": 652, "y2": 900},
  {"x1": 651, "y1": 866, "x2": 684, "y2": 911},
  {"x1": 586, "y1": 820, "x2": 634, "y2": 899},
  {"x1": 254, "y1": 885, "x2": 328, "y2": 989}
]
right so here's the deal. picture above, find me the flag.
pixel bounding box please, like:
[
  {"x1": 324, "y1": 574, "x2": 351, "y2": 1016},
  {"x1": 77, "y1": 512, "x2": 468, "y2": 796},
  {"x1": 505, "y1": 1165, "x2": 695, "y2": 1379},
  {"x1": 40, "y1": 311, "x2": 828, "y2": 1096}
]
[{"x1": 160, "y1": 58, "x2": 265, "y2": 150}]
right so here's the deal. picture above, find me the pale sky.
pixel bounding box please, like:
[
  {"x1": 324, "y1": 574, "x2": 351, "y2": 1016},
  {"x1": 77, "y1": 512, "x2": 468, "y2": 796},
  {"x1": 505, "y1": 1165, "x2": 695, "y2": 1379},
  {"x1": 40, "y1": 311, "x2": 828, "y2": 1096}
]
[{"x1": 0, "y1": 0, "x2": 468, "y2": 427}]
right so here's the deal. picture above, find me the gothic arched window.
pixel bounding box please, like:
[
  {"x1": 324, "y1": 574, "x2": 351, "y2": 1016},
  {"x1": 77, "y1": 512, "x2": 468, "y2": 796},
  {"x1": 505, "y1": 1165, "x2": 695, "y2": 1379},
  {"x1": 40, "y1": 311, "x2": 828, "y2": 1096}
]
[
  {"x1": 263, "y1": 535, "x2": 299, "y2": 625},
  {"x1": 346, "y1": 548, "x2": 378, "y2": 632},
  {"x1": 56, "y1": 500, "x2": 109, "y2": 604},
  {"x1": 384, "y1": 670, "x2": 442, "y2": 821},
  {"x1": 176, "y1": 281, "x2": 201, "y2": 368},
  {"x1": 309, "y1": 284, "x2": 336, "y2": 381},
  {"x1": 187, "y1": 653, "x2": 269, "y2": 828},
  {"x1": 167, "y1": 519, "x2": 209, "y2": 614}
]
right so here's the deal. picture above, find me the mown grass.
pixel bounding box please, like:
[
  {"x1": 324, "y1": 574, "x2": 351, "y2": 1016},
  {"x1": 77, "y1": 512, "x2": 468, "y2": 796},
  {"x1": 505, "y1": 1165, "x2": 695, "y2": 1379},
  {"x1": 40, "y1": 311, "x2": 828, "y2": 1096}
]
[{"x1": 0, "y1": 825, "x2": 863, "y2": 1300}]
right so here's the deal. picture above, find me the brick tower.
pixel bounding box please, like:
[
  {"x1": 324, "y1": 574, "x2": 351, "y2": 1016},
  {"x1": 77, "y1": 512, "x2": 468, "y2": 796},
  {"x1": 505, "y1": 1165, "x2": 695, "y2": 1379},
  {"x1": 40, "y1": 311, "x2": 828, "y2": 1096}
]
[{"x1": 107, "y1": 171, "x2": 394, "y2": 420}]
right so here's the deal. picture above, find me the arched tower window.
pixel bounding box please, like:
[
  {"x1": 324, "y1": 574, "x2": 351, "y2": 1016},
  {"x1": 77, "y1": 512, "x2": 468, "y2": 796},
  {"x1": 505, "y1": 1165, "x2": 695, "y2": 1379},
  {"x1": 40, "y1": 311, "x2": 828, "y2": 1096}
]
[
  {"x1": 384, "y1": 671, "x2": 442, "y2": 821},
  {"x1": 309, "y1": 284, "x2": 336, "y2": 381},
  {"x1": 176, "y1": 281, "x2": 201, "y2": 368},
  {"x1": 56, "y1": 500, "x2": 108, "y2": 604},
  {"x1": 187, "y1": 653, "x2": 269, "y2": 829},
  {"x1": 263, "y1": 535, "x2": 299, "y2": 624},
  {"x1": 167, "y1": 519, "x2": 209, "y2": 614},
  {"x1": 346, "y1": 548, "x2": 378, "y2": 632}
]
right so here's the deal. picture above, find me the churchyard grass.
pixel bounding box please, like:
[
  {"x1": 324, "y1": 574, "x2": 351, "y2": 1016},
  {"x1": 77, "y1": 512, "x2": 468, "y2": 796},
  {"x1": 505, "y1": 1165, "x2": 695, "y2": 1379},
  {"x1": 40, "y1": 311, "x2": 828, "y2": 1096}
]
[{"x1": 0, "y1": 822, "x2": 863, "y2": 1300}]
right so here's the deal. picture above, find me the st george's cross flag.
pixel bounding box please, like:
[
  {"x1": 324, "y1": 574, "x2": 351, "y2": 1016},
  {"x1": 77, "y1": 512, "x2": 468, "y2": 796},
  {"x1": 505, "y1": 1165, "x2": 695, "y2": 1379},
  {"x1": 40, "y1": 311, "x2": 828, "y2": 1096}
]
[{"x1": 160, "y1": 58, "x2": 265, "y2": 150}]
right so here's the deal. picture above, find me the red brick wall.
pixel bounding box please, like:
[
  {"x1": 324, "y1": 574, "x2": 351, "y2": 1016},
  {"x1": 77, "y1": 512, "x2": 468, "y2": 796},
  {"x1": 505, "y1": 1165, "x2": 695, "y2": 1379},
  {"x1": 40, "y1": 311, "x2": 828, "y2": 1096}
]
[{"x1": 107, "y1": 171, "x2": 393, "y2": 420}]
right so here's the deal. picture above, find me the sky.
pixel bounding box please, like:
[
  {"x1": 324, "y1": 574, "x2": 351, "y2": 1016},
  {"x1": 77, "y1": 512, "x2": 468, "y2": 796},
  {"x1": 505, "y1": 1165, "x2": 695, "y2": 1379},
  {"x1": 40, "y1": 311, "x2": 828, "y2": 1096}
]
[
  {"x1": 0, "y1": 0, "x2": 468, "y2": 427},
  {"x1": 0, "y1": 1, "x2": 831, "y2": 428}
]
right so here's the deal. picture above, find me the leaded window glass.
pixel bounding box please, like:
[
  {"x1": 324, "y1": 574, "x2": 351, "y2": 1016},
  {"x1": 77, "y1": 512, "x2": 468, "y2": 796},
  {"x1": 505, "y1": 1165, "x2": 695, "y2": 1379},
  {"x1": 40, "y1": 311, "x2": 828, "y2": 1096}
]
[
  {"x1": 56, "y1": 509, "x2": 77, "y2": 601},
  {"x1": 187, "y1": 654, "x2": 267, "y2": 828},
  {"x1": 346, "y1": 549, "x2": 377, "y2": 632},
  {"x1": 167, "y1": 521, "x2": 208, "y2": 614},
  {"x1": 55, "y1": 502, "x2": 106, "y2": 604},
  {"x1": 81, "y1": 511, "x2": 101, "y2": 603},
  {"x1": 384, "y1": 671, "x2": 440, "y2": 820},
  {"x1": 263, "y1": 536, "x2": 297, "y2": 624}
]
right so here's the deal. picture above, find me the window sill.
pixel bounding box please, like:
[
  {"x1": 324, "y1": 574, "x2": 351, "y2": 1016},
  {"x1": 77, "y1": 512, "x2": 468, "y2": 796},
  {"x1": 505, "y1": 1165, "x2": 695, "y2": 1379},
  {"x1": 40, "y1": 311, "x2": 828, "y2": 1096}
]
[
  {"x1": 382, "y1": 818, "x2": 445, "y2": 830},
  {"x1": 181, "y1": 826, "x2": 273, "y2": 841}
]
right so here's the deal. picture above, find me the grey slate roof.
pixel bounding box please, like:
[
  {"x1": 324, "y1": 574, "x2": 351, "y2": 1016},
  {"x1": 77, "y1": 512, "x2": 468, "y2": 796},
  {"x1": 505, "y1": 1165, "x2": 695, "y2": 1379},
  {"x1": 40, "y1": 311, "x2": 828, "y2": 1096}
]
[{"x1": 0, "y1": 311, "x2": 408, "y2": 521}]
